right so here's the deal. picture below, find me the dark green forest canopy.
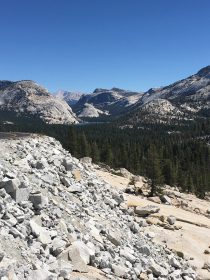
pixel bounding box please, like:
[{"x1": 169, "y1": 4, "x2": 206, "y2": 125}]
[{"x1": 0, "y1": 111, "x2": 210, "y2": 198}]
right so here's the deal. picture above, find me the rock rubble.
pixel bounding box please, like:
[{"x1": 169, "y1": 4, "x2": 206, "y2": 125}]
[{"x1": 0, "y1": 135, "x2": 196, "y2": 279}]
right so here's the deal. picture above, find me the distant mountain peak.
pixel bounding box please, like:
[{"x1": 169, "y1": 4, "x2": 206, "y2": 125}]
[
  {"x1": 55, "y1": 90, "x2": 85, "y2": 106},
  {"x1": 0, "y1": 80, "x2": 78, "y2": 124},
  {"x1": 196, "y1": 65, "x2": 210, "y2": 77},
  {"x1": 111, "y1": 87, "x2": 126, "y2": 92},
  {"x1": 93, "y1": 88, "x2": 109, "y2": 94}
]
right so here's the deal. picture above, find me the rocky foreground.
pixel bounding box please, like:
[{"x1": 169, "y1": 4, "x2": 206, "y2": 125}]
[{"x1": 0, "y1": 135, "x2": 196, "y2": 279}]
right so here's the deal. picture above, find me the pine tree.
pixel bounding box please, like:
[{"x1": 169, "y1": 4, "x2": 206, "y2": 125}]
[
  {"x1": 91, "y1": 142, "x2": 100, "y2": 162},
  {"x1": 67, "y1": 126, "x2": 78, "y2": 156},
  {"x1": 186, "y1": 174, "x2": 194, "y2": 193},
  {"x1": 80, "y1": 132, "x2": 90, "y2": 157},
  {"x1": 146, "y1": 144, "x2": 163, "y2": 196},
  {"x1": 104, "y1": 145, "x2": 114, "y2": 166},
  {"x1": 163, "y1": 159, "x2": 176, "y2": 186}
]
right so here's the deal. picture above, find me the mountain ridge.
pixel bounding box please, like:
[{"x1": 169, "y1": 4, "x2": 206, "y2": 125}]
[
  {"x1": 1, "y1": 65, "x2": 210, "y2": 124},
  {"x1": 121, "y1": 65, "x2": 210, "y2": 125},
  {"x1": 72, "y1": 87, "x2": 143, "y2": 118},
  {"x1": 56, "y1": 65, "x2": 210, "y2": 122}
]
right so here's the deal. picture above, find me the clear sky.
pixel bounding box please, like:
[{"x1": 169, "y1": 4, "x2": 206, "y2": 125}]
[{"x1": 0, "y1": 0, "x2": 210, "y2": 93}]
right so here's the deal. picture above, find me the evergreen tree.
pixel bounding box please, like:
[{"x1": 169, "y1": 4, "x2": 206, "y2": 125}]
[
  {"x1": 103, "y1": 145, "x2": 114, "y2": 166},
  {"x1": 91, "y1": 142, "x2": 100, "y2": 162},
  {"x1": 67, "y1": 126, "x2": 78, "y2": 156},
  {"x1": 146, "y1": 145, "x2": 163, "y2": 196},
  {"x1": 186, "y1": 174, "x2": 194, "y2": 193},
  {"x1": 163, "y1": 159, "x2": 176, "y2": 186},
  {"x1": 80, "y1": 132, "x2": 90, "y2": 157}
]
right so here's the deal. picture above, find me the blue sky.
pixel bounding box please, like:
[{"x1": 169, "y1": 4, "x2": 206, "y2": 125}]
[{"x1": 0, "y1": 0, "x2": 210, "y2": 93}]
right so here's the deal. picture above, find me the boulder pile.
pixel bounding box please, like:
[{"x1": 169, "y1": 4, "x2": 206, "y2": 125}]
[{"x1": 0, "y1": 136, "x2": 196, "y2": 279}]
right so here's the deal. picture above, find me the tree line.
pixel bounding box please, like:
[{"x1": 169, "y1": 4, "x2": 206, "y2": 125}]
[
  {"x1": 1, "y1": 111, "x2": 210, "y2": 198},
  {"x1": 66, "y1": 122, "x2": 210, "y2": 198}
]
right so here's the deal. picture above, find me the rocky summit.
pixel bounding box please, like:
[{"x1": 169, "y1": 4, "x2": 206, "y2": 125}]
[
  {"x1": 0, "y1": 80, "x2": 78, "y2": 124},
  {"x1": 0, "y1": 135, "x2": 196, "y2": 280}
]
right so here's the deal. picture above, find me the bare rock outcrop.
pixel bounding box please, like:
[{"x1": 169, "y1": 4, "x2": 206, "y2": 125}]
[{"x1": 0, "y1": 80, "x2": 78, "y2": 124}]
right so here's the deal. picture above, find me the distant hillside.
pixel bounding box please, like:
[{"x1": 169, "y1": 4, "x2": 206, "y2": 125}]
[
  {"x1": 55, "y1": 90, "x2": 85, "y2": 106},
  {"x1": 0, "y1": 80, "x2": 78, "y2": 124},
  {"x1": 73, "y1": 87, "x2": 142, "y2": 118},
  {"x1": 123, "y1": 66, "x2": 210, "y2": 125}
]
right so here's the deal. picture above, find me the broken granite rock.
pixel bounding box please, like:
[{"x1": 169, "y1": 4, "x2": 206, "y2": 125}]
[
  {"x1": 167, "y1": 215, "x2": 176, "y2": 225},
  {"x1": 149, "y1": 259, "x2": 168, "y2": 277},
  {"x1": 0, "y1": 178, "x2": 20, "y2": 194},
  {"x1": 107, "y1": 230, "x2": 121, "y2": 246},
  {"x1": 68, "y1": 241, "x2": 95, "y2": 272},
  {"x1": 29, "y1": 192, "x2": 48, "y2": 209},
  {"x1": 161, "y1": 195, "x2": 172, "y2": 205},
  {"x1": 111, "y1": 263, "x2": 128, "y2": 278},
  {"x1": 29, "y1": 218, "x2": 51, "y2": 244},
  {"x1": 62, "y1": 158, "x2": 73, "y2": 171},
  {"x1": 11, "y1": 187, "x2": 30, "y2": 203},
  {"x1": 80, "y1": 157, "x2": 92, "y2": 165},
  {"x1": 0, "y1": 135, "x2": 196, "y2": 280},
  {"x1": 135, "y1": 205, "x2": 160, "y2": 216}
]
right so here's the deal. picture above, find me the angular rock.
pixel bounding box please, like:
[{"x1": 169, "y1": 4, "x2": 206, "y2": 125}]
[
  {"x1": 57, "y1": 260, "x2": 73, "y2": 278},
  {"x1": 11, "y1": 188, "x2": 30, "y2": 203},
  {"x1": 169, "y1": 257, "x2": 181, "y2": 268},
  {"x1": 80, "y1": 157, "x2": 92, "y2": 165},
  {"x1": 0, "y1": 178, "x2": 20, "y2": 194},
  {"x1": 149, "y1": 260, "x2": 168, "y2": 277},
  {"x1": 111, "y1": 263, "x2": 128, "y2": 277},
  {"x1": 112, "y1": 192, "x2": 124, "y2": 205},
  {"x1": 62, "y1": 159, "x2": 73, "y2": 171},
  {"x1": 35, "y1": 158, "x2": 48, "y2": 169},
  {"x1": 29, "y1": 192, "x2": 48, "y2": 209},
  {"x1": 135, "y1": 205, "x2": 160, "y2": 216},
  {"x1": 92, "y1": 251, "x2": 112, "y2": 269},
  {"x1": 167, "y1": 215, "x2": 176, "y2": 225},
  {"x1": 41, "y1": 174, "x2": 54, "y2": 185},
  {"x1": 68, "y1": 185, "x2": 82, "y2": 193},
  {"x1": 29, "y1": 219, "x2": 51, "y2": 244},
  {"x1": 9, "y1": 228, "x2": 25, "y2": 239},
  {"x1": 104, "y1": 197, "x2": 118, "y2": 208},
  {"x1": 120, "y1": 249, "x2": 136, "y2": 263},
  {"x1": 107, "y1": 230, "x2": 121, "y2": 246},
  {"x1": 138, "y1": 245, "x2": 151, "y2": 256},
  {"x1": 51, "y1": 238, "x2": 66, "y2": 256},
  {"x1": 68, "y1": 241, "x2": 95, "y2": 272},
  {"x1": 161, "y1": 195, "x2": 172, "y2": 204},
  {"x1": 134, "y1": 262, "x2": 142, "y2": 275},
  {"x1": 60, "y1": 177, "x2": 71, "y2": 187}
]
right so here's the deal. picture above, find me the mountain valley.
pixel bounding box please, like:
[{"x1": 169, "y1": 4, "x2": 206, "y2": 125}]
[{"x1": 0, "y1": 66, "x2": 210, "y2": 280}]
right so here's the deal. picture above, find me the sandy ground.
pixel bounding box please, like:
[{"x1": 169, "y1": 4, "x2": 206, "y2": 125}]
[
  {"x1": 96, "y1": 169, "x2": 210, "y2": 279},
  {"x1": 96, "y1": 170, "x2": 144, "y2": 190}
]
